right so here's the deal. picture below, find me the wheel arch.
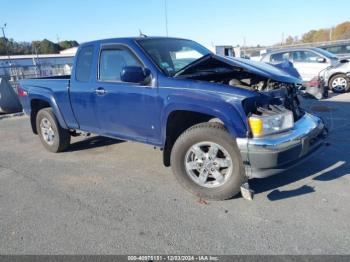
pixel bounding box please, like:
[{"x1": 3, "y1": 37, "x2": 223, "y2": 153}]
[
  {"x1": 161, "y1": 106, "x2": 246, "y2": 167},
  {"x1": 30, "y1": 94, "x2": 67, "y2": 134}
]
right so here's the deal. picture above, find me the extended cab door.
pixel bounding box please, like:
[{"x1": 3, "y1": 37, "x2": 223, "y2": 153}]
[
  {"x1": 92, "y1": 44, "x2": 161, "y2": 144},
  {"x1": 290, "y1": 50, "x2": 330, "y2": 81},
  {"x1": 69, "y1": 45, "x2": 101, "y2": 133}
]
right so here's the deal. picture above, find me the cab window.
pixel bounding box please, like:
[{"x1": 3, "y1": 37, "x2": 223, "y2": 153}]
[
  {"x1": 99, "y1": 48, "x2": 141, "y2": 81},
  {"x1": 270, "y1": 52, "x2": 290, "y2": 63},
  {"x1": 292, "y1": 51, "x2": 322, "y2": 63}
]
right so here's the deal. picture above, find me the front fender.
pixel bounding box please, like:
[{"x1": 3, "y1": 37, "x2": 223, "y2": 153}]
[{"x1": 161, "y1": 93, "x2": 248, "y2": 145}]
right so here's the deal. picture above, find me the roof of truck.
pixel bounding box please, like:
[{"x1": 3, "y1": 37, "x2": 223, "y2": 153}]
[{"x1": 80, "y1": 36, "x2": 189, "y2": 46}]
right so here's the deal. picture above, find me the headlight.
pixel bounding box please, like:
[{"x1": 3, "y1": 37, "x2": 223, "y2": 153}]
[{"x1": 248, "y1": 109, "x2": 294, "y2": 137}]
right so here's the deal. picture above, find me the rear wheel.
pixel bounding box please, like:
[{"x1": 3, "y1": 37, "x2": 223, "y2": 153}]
[
  {"x1": 170, "y1": 122, "x2": 247, "y2": 200},
  {"x1": 36, "y1": 108, "x2": 70, "y2": 153},
  {"x1": 329, "y1": 74, "x2": 349, "y2": 93}
]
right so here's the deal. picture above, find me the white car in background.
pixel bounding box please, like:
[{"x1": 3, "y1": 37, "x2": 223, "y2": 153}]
[{"x1": 261, "y1": 47, "x2": 350, "y2": 93}]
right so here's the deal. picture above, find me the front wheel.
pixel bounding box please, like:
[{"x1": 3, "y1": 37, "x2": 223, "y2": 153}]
[
  {"x1": 170, "y1": 122, "x2": 247, "y2": 200},
  {"x1": 329, "y1": 74, "x2": 349, "y2": 93},
  {"x1": 36, "y1": 108, "x2": 71, "y2": 153}
]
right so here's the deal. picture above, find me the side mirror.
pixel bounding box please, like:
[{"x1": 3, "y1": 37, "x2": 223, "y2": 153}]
[
  {"x1": 316, "y1": 57, "x2": 326, "y2": 63},
  {"x1": 120, "y1": 66, "x2": 151, "y2": 85}
]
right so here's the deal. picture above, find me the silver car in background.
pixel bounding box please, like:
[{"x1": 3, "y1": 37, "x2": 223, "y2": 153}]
[
  {"x1": 261, "y1": 47, "x2": 350, "y2": 93},
  {"x1": 319, "y1": 42, "x2": 350, "y2": 58}
]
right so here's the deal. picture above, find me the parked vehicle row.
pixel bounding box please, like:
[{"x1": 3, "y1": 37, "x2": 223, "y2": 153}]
[
  {"x1": 17, "y1": 37, "x2": 327, "y2": 200},
  {"x1": 261, "y1": 47, "x2": 350, "y2": 94}
]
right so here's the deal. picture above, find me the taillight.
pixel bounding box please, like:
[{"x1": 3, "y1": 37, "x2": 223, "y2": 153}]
[
  {"x1": 17, "y1": 85, "x2": 28, "y2": 97},
  {"x1": 305, "y1": 77, "x2": 320, "y2": 88}
]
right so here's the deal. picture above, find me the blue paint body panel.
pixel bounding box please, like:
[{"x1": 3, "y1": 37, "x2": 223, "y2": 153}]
[{"x1": 18, "y1": 37, "x2": 299, "y2": 147}]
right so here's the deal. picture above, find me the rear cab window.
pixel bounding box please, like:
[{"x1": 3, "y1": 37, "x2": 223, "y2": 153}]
[{"x1": 75, "y1": 45, "x2": 94, "y2": 82}]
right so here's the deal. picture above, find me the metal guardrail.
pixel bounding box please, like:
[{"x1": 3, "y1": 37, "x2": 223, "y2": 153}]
[
  {"x1": 0, "y1": 63, "x2": 72, "y2": 114},
  {"x1": 0, "y1": 64, "x2": 72, "y2": 86}
]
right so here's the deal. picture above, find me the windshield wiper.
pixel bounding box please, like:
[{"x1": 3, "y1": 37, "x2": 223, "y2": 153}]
[{"x1": 174, "y1": 53, "x2": 212, "y2": 77}]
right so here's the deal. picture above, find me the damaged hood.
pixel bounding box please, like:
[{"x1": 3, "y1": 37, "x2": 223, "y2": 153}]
[{"x1": 176, "y1": 54, "x2": 303, "y2": 85}]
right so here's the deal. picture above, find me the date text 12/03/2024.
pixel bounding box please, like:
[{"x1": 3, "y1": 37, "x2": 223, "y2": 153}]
[{"x1": 127, "y1": 255, "x2": 219, "y2": 261}]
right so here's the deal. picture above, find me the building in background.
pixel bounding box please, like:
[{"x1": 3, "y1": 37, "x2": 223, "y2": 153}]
[
  {"x1": 215, "y1": 45, "x2": 235, "y2": 57},
  {"x1": 59, "y1": 47, "x2": 78, "y2": 55}
]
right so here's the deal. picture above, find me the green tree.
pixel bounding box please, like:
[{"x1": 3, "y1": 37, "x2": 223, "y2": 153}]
[
  {"x1": 0, "y1": 37, "x2": 8, "y2": 55},
  {"x1": 32, "y1": 39, "x2": 60, "y2": 54},
  {"x1": 313, "y1": 29, "x2": 330, "y2": 42},
  {"x1": 15, "y1": 41, "x2": 32, "y2": 55},
  {"x1": 333, "y1": 22, "x2": 350, "y2": 40},
  {"x1": 285, "y1": 35, "x2": 294, "y2": 45},
  {"x1": 1, "y1": 38, "x2": 79, "y2": 55},
  {"x1": 301, "y1": 30, "x2": 317, "y2": 43},
  {"x1": 58, "y1": 40, "x2": 79, "y2": 50}
]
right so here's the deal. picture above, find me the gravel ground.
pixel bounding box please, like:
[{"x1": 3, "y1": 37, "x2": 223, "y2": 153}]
[{"x1": 0, "y1": 93, "x2": 349, "y2": 255}]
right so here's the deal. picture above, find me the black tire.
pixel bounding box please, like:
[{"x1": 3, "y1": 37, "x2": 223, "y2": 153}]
[
  {"x1": 170, "y1": 122, "x2": 247, "y2": 200},
  {"x1": 329, "y1": 74, "x2": 349, "y2": 93},
  {"x1": 36, "y1": 108, "x2": 70, "y2": 153}
]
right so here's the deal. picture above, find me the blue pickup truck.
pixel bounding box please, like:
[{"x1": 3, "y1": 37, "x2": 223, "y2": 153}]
[{"x1": 17, "y1": 37, "x2": 327, "y2": 200}]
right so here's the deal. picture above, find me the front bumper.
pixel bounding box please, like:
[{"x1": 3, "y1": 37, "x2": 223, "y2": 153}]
[{"x1": 237, "y1": 113, "x2": 327, "y2": 178}]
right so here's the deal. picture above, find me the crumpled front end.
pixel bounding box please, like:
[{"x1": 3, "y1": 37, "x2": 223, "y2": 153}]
[
  {"x1": 237, "y1": 113, "x2": 328, "y2": 178},
  {"x1": 175, "y1": 54, "x2": 328, "y2": 178}
]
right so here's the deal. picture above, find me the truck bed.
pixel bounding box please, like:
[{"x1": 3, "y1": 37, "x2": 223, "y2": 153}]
[
  {"x1": 19, "y1": 76, "x2": 70, "y2": 89},
  {"x1": 18, "y1": 76, "x2": 77, "y2": 130}
]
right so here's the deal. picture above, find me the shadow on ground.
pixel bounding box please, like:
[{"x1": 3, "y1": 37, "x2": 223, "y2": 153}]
[
  {"x1": 249, "y1": 98, "x2": 350, "y2": 201},
  {"x1": 68, "y1": 136, "x2": 125, "y2": 152},
  {"x1": 249, "y1": 156, "x2": 348, "y2": 201}
]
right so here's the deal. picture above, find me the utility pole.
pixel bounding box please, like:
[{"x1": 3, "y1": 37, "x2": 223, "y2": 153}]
[
  {"x1": 32, "y1": 45, "x2": 41, "y2": 77},
  {"x1": 1, "y1": 23, "x2": 12, "y2": 62},
  {"x1": 243, "y1": 37, "x2": 246, "y2": 58},
  {"x1": 164, "y1": 0, "x2": 169, "y2": 37},
  {"x1": 1, "y1": 23, "x2": 13, "y2": 78}
]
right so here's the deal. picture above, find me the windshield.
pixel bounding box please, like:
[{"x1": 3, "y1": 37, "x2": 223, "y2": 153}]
[{"x1": 137, "y1": 38, "x2": 211, "y2": 76}]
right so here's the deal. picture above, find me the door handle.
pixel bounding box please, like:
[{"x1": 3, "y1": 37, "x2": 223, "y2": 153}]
[{"x1": 95, "y1": 87, "x2": 107, "y2": 95}]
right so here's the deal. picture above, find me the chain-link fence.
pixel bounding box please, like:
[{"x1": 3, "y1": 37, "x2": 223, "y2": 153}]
[
  {"x1": 0, "y1": 63, "x2": 72, "y2": 86},
  {"x1": 0, "y1": 60, "x2": 73, "y2": 113}
]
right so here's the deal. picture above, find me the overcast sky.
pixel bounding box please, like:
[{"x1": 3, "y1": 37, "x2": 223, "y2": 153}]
[{"x1": 1, "y1": 0, "x2": 350, "y2": 48}]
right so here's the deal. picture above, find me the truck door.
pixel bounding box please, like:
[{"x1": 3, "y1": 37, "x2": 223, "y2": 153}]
[
  {"x1": 92, "y1": 44, "x2": 161, "y2": 144},
  {"x1": 69, "y1": 45, "x2": 100, "y2": 133}
]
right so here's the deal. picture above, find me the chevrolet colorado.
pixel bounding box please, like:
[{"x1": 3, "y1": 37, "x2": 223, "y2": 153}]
[{"x1": 17, "y1": 37, "x2": 327, "y2": 200}]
